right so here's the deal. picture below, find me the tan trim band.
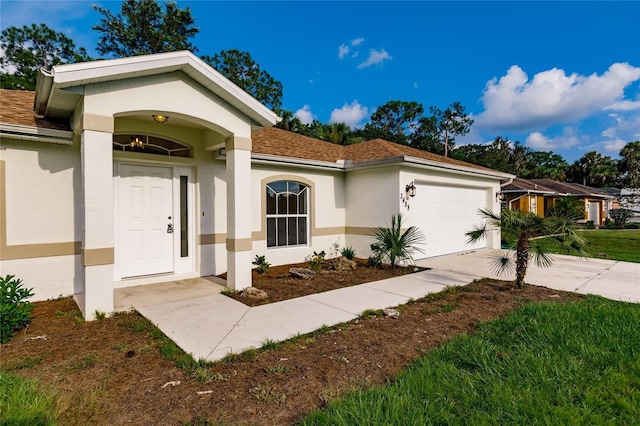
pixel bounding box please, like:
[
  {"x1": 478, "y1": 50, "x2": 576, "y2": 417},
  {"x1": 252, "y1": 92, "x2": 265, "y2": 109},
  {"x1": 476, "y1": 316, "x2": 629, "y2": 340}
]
[
  {"x1": 345, "y1": 226, "x2": 375, "y2": 236},
  {"x1": 0, "y1": 160, "x2": 83, "y2": 260},
  {"x1": 83, "y1": 114, "x2": 114, "y2": 133},
  {"x1": 1, "y1": 242, "x2": 81, "y2": 260},
  {"x1": 81, "y1": 247, "x2": 115, "y2": 266},
  {"x1": 225, "y1": 136, "x2": 252, "y2": 151},
  {"x1": 199, "y1": 233, "x2": 226, "y2": 245},
  {"x1": 226, "y1": 238, "x2": 253, "y2": 252},
  {"x1": 312, "y1": 226, "x2": 346, "y2": 236}
]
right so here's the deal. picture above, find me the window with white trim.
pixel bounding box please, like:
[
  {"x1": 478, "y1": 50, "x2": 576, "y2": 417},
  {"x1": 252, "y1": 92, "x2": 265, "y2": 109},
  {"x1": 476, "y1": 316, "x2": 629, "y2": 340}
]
[{"x1": 266, "y1": 181, "x2": 308, "y2": 248}]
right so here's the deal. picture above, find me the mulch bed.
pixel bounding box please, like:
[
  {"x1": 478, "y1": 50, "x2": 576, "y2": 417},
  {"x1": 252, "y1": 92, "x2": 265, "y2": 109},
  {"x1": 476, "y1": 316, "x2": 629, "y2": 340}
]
[{"x1": 1, "y1": 278, "x2": 582, "y2": 425}]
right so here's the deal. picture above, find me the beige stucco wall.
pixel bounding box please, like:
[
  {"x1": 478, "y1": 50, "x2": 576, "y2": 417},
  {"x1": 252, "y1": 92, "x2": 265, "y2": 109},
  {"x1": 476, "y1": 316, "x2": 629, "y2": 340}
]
[
  {"x1": 0, "y1": 137, "x2": 81, "y2": 299},
  {"x1": 250, "y1": 164, "x2": 347, "y2": 267}
]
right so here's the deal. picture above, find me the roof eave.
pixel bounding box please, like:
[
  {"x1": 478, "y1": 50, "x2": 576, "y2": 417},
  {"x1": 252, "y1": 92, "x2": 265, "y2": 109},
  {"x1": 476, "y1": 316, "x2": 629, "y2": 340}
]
[
  {"x1": 42, "y1": 51, "x2": 278, "y2": 128},
  {"x1": 0, "y1": 123, "x2": 74, "y2": 145}
]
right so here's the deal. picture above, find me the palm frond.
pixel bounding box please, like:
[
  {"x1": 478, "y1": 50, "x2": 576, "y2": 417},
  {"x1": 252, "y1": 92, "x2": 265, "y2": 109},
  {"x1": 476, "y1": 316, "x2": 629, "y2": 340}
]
[
  {"x1": 530, "y1": 241, "x2": 554, "y2": 268},
  {"x1": 465, "y1": 223, "x2": 488, "y2": 244},
  {"x1": 487, "y1": 250, "x2": 516, "y2": 277}
]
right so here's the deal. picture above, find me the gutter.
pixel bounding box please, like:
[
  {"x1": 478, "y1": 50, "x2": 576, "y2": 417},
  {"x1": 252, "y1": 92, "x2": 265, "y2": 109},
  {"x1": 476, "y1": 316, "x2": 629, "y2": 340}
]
[
  {"x1": 34, "y1": 68, "x2": 54, "y2": 116},
  {"x1": 0, "y1": 124, "x2": 73, "y2": 145}
]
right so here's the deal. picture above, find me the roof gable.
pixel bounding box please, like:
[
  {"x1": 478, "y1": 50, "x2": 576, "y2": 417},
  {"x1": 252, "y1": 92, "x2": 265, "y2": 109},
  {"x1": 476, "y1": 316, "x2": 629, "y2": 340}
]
[{"x1": 34, "y1": 51, "x2": 278, "y2": 128}]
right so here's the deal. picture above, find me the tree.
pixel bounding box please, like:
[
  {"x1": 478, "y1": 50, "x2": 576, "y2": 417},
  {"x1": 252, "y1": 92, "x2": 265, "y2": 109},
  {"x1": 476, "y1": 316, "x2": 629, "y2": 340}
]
[
  {"x1": 567, "y1": 151, "x2": 618, "y2": 187},
  {"x1": 357, "y1": 100, "x2": 424, "y2": 145},
  {"x1": 92, "y1": 0, "x2": 198, "y2": 57},
  {"x1": 520, "y1": 151, "x2": 568, "y2": 180},
  {"x1": 371, "y1": 213, "x2": 426, "y2": 270},
  {"x1": 429, "y1": 101, "x2": 473, "y2": 157},
  {"x1": 466, "y1": 208, "x2": 587, "y2": 289},
  {"x1": 618, "y1": 141, "x2": 640, "y2": 188},
  {"x1": 275, "y1": 109, "x2": 304, "y2": 133},
  {"x1": 0, "y1": 23, "x2": 90, "y2": 90},
  {"x1": 202, "y1": 50, "x2": 283, "y2": 110}
]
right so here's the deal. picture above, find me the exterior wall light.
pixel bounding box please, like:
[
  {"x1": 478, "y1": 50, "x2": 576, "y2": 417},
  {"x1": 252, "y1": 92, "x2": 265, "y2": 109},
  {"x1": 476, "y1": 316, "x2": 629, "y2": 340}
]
[
  {"x1": 152, "y1": 114, "x2": 169, "y2": 123},
  {"x1": 406, "y1": 182, "x2": 417, "y2": 198},
  {"x1": 496, "y1": 192, "x2": 505, "y2": 202}
]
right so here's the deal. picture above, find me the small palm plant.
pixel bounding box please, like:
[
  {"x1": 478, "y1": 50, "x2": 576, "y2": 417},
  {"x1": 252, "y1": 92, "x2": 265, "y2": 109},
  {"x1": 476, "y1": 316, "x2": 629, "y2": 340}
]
[
  {"x1": 371, "y1": 213, "x2": 426, "y2": 270},
  {"x1": 466, "y1": 208, "x2": 588, "y2": 289}
]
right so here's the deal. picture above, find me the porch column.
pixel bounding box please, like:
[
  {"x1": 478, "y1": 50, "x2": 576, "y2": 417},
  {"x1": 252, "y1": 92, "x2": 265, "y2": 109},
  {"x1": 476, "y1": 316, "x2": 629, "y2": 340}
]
[
  {"x1": 225, "y1": 136, "x2": 252, "y2": 291},
  {"x1": 79, "y1": 115, "x2": 115, "y2": 319}
]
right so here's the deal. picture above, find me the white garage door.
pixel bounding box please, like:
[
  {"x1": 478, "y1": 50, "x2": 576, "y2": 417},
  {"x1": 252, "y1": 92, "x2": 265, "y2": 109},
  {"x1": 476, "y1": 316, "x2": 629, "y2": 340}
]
[{"x1": 413, "y1": 184, "x2": 488, "y2": 259}]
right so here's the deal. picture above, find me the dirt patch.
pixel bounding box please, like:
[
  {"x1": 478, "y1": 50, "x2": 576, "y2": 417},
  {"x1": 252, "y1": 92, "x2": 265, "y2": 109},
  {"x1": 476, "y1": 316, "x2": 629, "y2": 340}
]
[
  {"x1": 225, "y1": 258, "x2": 421, "y2": 306},
  {"x1": 1, "y1": 279, "x2": 582, "y2": 425}
]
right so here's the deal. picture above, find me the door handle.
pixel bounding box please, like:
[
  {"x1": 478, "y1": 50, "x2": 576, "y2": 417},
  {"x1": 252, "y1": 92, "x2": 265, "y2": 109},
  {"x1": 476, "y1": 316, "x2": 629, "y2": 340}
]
[{"x1": 167, "y1": 223, "x2": 174, "y2": 233}]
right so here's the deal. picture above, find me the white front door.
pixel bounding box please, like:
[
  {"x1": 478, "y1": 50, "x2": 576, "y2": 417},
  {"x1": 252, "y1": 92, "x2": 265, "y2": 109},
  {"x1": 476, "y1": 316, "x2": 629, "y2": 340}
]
[
  {"x1": 589, "y1": 201, "x2": 600, "y2": 224},
  {"x1": 119, "y1": 165, "x2": 174, "y2": 278}
]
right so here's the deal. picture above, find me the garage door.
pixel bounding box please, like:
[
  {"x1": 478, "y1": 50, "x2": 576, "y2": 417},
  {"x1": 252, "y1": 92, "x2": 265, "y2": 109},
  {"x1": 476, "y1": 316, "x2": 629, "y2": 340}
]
[{"x1": 413, "y1": 184, "x2": 488, "y2": 259}]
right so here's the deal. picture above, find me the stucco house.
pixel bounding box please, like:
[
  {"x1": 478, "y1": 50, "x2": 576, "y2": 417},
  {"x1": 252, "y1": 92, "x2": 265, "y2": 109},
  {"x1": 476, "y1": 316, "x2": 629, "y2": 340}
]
[
  {"x1": 501, "y1": 177, "x2": 614, "y2": 225},
  {"x1": 0, "y1": 51, "x2": 511, "y2": 318}
]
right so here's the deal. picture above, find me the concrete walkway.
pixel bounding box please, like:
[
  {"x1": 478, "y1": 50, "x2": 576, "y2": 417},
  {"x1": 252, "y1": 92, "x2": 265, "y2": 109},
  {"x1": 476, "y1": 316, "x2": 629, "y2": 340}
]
[{"x1": 114, "y1": 250, "x2": 639, "y2": 362}]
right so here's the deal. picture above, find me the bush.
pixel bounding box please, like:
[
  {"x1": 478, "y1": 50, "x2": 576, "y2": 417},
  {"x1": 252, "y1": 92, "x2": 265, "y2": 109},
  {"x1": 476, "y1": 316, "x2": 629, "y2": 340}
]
[
  {"x1": 251, "y1": 255, "x2": 271, "y2": 274},
  {"x1": 308, "y1": 251, "x2": 326, "y2": 271},
  {"x1": 340, "y1": 246, "x2": 356, "y2": 260},
  {"x1": 585, "y1": 220, "x2": 596, "y2": 229},
  {"x1": 609, "y1": 208, "x2": 634, "y2": 228},
  {"x1": 371, "y1": 213, "x2": 426, "y2": 270},
  {"x1": 0, "y1": 275, "x2": 34, "y2": 343}
]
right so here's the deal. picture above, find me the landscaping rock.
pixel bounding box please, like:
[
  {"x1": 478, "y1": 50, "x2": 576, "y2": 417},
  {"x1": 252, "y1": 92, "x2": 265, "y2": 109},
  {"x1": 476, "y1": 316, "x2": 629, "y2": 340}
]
[
  {"x1": 289, "y1": 267, "x2": 316, "y2": 279},
  {"x1": 328, "y1": 256, "x2": 357, "y2": 271},
  {"x1": 383, "y1": 308, "x2": 400, "y2": 319},
  {"x1": 241, "y1": 287, "x2": 268, "y2": 301}
]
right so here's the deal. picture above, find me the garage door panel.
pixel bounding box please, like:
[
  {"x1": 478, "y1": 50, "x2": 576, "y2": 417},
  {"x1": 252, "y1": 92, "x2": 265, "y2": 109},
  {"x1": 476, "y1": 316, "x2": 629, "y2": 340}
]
[{"x1": 414, "y1": 185, "x2": 487, "y2": 259}]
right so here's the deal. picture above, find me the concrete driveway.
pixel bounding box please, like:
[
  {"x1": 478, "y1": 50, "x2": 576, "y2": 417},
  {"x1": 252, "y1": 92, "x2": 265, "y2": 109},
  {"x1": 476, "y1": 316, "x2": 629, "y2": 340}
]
[{"x1": 416, "y1": 250, "x2": 640, "y2": 303}]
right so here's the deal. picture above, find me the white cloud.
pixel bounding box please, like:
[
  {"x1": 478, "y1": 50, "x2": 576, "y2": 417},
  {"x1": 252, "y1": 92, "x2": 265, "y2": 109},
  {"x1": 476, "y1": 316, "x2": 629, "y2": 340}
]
[
  {"x1": 605, "y1": 100, "x2": 640, "y2": 111},
  {"x1": 603, "y1": 138, "x2": 628, "y2": 154},
  {"x1": 329, "y1": 101, "x2": 369, "y2": 128},
  {"x1": 351, "y1": 37, "x2": 365, "y2": 47},
  {"x1": 357, "y1": 48, "x2": 392, "y2": 69},
  {"x1": 294, "y1": 105, "x2": 315, "y2": 125},
  {"x1": 475, "y1": 63, "x2": 640, "y2": 132},
  {"x1": 413, "y1": 81, "x2": 419, "y2": 89},
  {"x1": 525, "y1": 127, "x2": 583, "y2": 150},
  {"x1": 338, "y1": 44, "x2": 350, "y2": 59}
]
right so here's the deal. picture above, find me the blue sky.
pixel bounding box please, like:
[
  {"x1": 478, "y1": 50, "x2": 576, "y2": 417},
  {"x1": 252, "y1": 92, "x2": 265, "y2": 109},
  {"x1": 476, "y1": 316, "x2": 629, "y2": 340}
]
[{"x1": 2, "y1": 1, "x2": 639, "y2": 162}]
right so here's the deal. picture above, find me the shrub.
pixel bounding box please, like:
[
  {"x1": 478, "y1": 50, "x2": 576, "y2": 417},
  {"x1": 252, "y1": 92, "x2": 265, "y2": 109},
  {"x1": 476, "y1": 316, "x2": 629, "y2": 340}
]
[
  {"x1": 585, "y1": 220, "x2": 596, "y2": 229},
  {"x1": 0, "y1": 275, "x2": 34, "y2": 343},
  {"x1": 609, "y1": 208, "x2": 634, "y2": 228},
  {"x1": 308, "y1": 250, "x2": 326, "y2": 271},
  {"x1": 252, "y1": 255, "x2": 271, "y2": 274},
  {"x1": 371, "y1": 213, "x2": 426, "y2": 270},
  {"x1": 340, "y1": 246, "x2": 356, "y2": 260}
]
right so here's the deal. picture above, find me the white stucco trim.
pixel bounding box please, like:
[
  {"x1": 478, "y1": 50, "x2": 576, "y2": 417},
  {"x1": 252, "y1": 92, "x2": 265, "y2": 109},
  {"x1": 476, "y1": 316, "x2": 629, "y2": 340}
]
[
  {"x1": 349, "y1": 155, "x2": 513, "y2": 180},
  {"x1": 0, "y1": 123, "x2": 73, "y2": 145},
  {"x1": 250, "y1": 153, "x2": 345, "y2": 171},
  {"x1": 35, "y1": 51, "x2": 279, "y2": 128}
]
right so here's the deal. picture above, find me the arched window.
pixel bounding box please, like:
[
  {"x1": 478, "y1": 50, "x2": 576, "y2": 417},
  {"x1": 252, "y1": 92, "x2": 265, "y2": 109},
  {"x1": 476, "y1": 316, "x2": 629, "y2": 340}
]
[
  {"x1": 266, "y1": 181, "x2": 308, "y2": 248},
  {"x1": 113, "y1": 134, "x2": 192, "y2": 157}
]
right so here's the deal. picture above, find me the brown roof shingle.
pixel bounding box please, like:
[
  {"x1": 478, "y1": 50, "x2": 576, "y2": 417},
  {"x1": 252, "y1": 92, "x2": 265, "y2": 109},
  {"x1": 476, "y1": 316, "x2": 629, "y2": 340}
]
[
  {"x1": 253, "y1": 127, "x2": 499, "y2": 172},
  {"x1": 0, "y1": 89, "x2": 70, "y2": 131},
  {"x1": 0, "y1": 90, "x2": 505, "y2": 175}
]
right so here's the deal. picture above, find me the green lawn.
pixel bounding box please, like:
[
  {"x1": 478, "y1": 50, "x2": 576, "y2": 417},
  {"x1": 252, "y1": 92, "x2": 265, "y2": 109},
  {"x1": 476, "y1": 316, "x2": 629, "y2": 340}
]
[
  {"x1": 540, "y1": 229, "x2": 640, "y2": 263},
  {"x1": 302, "y1": 297, "x2": 640, "y2": 425}
]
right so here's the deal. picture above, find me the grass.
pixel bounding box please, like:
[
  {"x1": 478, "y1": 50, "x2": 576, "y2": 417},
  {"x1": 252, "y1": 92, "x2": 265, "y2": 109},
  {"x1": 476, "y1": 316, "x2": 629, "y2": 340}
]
[
  {"x1": 302, "y1": 296, "x2": 640, "y2": 425},
  {"x1": 0, "y1": 372, "x2": 59, "y2": 425},
  {"x1": 538, "y1": 229, "x2": 640, "y2": 263}
]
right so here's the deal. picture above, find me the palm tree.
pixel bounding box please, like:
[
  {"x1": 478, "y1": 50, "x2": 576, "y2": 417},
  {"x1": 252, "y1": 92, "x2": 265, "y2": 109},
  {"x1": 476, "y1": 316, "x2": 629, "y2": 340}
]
[
  {"x1": 466, "y1": 208, "x2": 587, "y2": 289},
  {"x1": 371, "y1": 213, "x2": 426, "y2": 270}
]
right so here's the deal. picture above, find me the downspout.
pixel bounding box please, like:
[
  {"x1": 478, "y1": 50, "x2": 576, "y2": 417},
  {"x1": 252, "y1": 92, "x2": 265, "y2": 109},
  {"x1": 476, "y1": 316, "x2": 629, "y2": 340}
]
[{"x1": 33, "y1": 68, "x2": 54, "y2": 115}]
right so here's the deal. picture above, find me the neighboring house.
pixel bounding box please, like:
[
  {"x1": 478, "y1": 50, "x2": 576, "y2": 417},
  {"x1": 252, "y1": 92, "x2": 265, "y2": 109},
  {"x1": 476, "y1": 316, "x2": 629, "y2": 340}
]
[
  {"x1": 501, "y1": 177, "x2": 614, "y2": 225},
  {"x1": 0, "y1": 51, "x2": 511, "y2": 318},
  {"x1": 620, "y1": 188, "x2": 640, "y2": 222}
]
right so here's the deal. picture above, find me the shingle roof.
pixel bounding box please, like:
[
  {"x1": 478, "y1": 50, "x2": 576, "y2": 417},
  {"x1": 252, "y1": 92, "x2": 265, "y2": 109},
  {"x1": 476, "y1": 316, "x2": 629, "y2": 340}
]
[
  {"x1": 0, "y1": 89, "x2": 70, "y2": 131},
  {"x1": 253, "y1": 127, "x2": 498, "y2": 172},
  {"x1": 530, "y1": 179, "x2": 612, "y2": 197},
  {"x1": 0, "y1": 89, "x2": 503, "y2": 175},
  {"x1": 502, "y1": 177, "x2": 555, "y2": 192}
]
